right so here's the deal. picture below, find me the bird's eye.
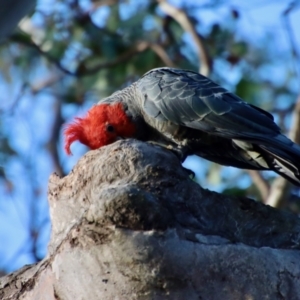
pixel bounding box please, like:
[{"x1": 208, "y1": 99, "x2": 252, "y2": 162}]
[{"x1": 106, "y1": 124, "x2": 115, "y2": 132}]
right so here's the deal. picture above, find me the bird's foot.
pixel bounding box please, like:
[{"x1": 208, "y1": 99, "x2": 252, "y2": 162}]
[
  {"x1": 147, "y1": 141, "x2": 188, "y2": 162},
  {"x1": 146, "y1": 141, "x2": 194, "y2": 178}
]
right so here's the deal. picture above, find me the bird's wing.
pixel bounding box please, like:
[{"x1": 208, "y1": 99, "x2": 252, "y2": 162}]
[
  {"x1": 137, "y1": 67, "x2": 280, "y2": 141},
  {"x1": 137, "y1": 68, "x2": 300, "y2": 185}
]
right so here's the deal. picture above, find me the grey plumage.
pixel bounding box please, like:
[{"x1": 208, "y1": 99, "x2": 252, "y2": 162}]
[{"x1": 99, "y1": 67, "x2": 300, "y2": 186}]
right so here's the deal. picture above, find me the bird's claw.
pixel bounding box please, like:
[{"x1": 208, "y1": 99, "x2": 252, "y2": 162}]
[
  {"x1": 147, "y1": 141, "x2": 194, "y2": 178},
  {"x1": 147, "y1": 141, "x2": 189, "y2": 162}
]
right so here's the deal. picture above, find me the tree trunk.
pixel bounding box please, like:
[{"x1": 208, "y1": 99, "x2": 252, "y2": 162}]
[{"x1": 1, "y1": 140, "x2": 300, "y2": 300}]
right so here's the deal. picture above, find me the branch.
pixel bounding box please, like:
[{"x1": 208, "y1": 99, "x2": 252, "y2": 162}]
[
  {"x1": 158, "y1": 0, "x2": 212, "y2": 76},
  {"x1": 1, "y1": 140, "x2": 300, "y2": 299},
  {"x1": 30, "y1": 73, "x2": 64, "y2": 94},
  {"x1": 266, "y1": 95, "x2": 300, "y2": 208},
  {"x1": 287, "y1": 96, "x2": 300, "y2": 144},
  {"x1": 282, "y1": 1, "x2": 300, "y2": 83},
  {"x1": 261, "y1": 3, "x2": 300, "y2": 208},
  {"x1": 247, "y1": 170, "x2": 270, "y2": 202},
  {"x1": 85, "y1": 41, "x2": 177, "y2": 74},
  {"x1": 5, "y1": 83, "x2": 27, "y2": 113},
  {"x1": 10, "y1": 33, "x2": 77, "y2": 76},
  {"x1": 47, "y1": 98, "x2": 64, "y2": 177},
  {"x1": 149, "y1": 43, "x2": 177, "y2": 67},
  {"x1": 11, "y1": 34, "x2": 175, "y2": 76}
]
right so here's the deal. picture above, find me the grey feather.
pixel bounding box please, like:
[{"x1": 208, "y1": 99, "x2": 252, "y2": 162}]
[{"x1": 99, "y1": 67, "x2": 300, "y2": 186}]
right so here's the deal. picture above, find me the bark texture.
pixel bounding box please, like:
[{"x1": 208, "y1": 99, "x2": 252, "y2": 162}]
[{"x1": 1, "y1": 140, "x2": 300, "y2": 300}]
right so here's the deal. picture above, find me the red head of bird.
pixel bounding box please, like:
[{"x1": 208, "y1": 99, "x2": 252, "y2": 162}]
[{"x1": 64, "y1": 103, "x2": 136, "y2": 155}]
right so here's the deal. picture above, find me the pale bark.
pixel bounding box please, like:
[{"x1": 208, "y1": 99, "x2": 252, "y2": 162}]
[
  {"x1": 266, "y1": 96, "x2": 300, "y2": 208},
  {"x1": 1, "y1": 140, "x2": 300, "y2": 300},
  {"x1": 158, "y1": 0, "x2": 212, "y2": 76}
]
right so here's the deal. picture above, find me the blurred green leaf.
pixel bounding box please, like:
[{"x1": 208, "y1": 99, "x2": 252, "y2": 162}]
[
  {"x1": 222, "y1": 187, "x2": 248, "y2": 197},
  {"x1": 235, "y1": 78, "x2": 261, "y2": 104}
]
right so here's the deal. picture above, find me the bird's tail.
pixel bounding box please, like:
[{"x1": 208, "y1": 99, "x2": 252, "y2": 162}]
[{"x1": 259, "y1": 135, "x2": 300, "y2": 186}]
